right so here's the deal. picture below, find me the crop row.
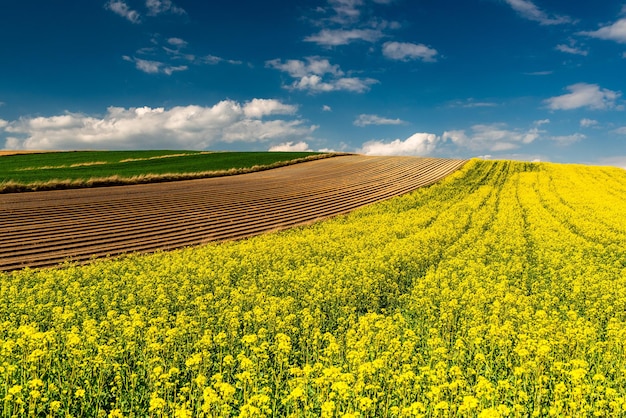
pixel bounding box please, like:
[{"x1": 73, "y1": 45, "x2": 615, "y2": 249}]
[
  {"x1": 0, "y1": 160, "x2": 625, "y2": 417},
  {"x1": 0, "y1": 156, "x2": 465, "y2": 271}
]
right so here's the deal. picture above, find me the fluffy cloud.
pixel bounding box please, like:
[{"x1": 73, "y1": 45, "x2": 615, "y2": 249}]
[
  {"x1": 354, "y1": 114, "x2": 405, "y2": 127},
  {"x1": 503, "y1": 0, "x2": 571, "y2": 25},
  {"x1": 580, "y1": 19, "x2": 626, "y2": 43},
  {"x1": 242, "y1": 99, "x2": 298, "y2": 119},
  {"x1": 266, "y1": 57, "x2": 378, "y2": 93},
  {"x1": 382, "y1": 42, "x2": 438, "y2": 62},
  {"x1": 268, "y1": 141, "x2": 312, "y2": 152},
  {"x1": 544, "y1": 83, "x2": 621, "y2": 110},
  {"x1": 3, "y1": 100, "x2": 315, "y2": 150},
  {"x1": 266, "y1": 57, "x2": 343, "y2": 78},
  {"x1": 105, "y1": 0, "x2": 141, "y2": 23},
  {"x1": 359, "y1": 133, "x2": 440, "y2": 156},
  {"x1": 443, "y1": 123, "x2": 543, "y2": 152},
  {"x1": 305, "y1": 29, "x2": 383, "y2": 46}
]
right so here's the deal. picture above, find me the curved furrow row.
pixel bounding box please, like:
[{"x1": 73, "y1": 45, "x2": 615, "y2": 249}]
[{"x1": 0, "y1": 156, "x2": 466, "y2": 271}]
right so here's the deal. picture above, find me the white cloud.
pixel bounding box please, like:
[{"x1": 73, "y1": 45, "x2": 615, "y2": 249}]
[
  {"x1": 266, "y1": 57, "x2": 342, "y2": 78},
  {"x1": 321, "y1": 0, "x2": 365, "y2": 25},
  {"x1": 304, "y1": 28, "x2": 383, "y2": 46},
  {"x1": 382, "y1": 41, "x2": 438, "y2": 62},
  {"x1": 544, "y1": 83, "x2": 621, "y2": 110},
  {"x1": 3, "y1": 100, "x2": 315, "y2": 150},
  {"x1": 442, "y1": 122, "x2": 543, "y2": 152},
  {"x1": 449, "y1": 99, "x2": 498, "y2": 108},
  {"x1": 0, "y1": 119, "x2": 7, "y2": 129},
  {"x1": 201, "y1": 55, "x2": 242, "y2": 65},
  {"x1": 354, "y1": 114, "x2": 405, "y2": 127},
  {"x1": 550, "y1": 133, "x2": 586, "y2": 145},
  {"x1": 167, "y1": 37, "x2": 187, "y2": 47},
  {"x1": 359, "y1": 133, "x2": 439, "y2": 156},
  {"x1": 580, "y1": 19, "x2": 626, "y2": 43},
  {"x1": 145, "y1": 0, "x2": 185, "y2": 16},
  {"x1": 269, "y1": 141, "x2": 312, "y2": 152},
  {"x1": 525, "y1": 70, "x2": 553, "y2": 76},
  {"x1": 105, "y1": 0, "x2": 141, "y2": 23},
  {"x1": 503, "y1": 0, "x2": 571, "y2": 25},
  {"x1": 242, "y1": 99, "x2": 298, "y2": 119},
  {"x1": 266, "y1": 57, "x2": 377, "y2": 93},
  {"x1": 580, "y1": 118, "x2": 598, "y2": 128},
  {"x1": 123, "y1": 56, "x2": 187, "y2": 75},
  {"x1": 555, "y1": 44, "x2": 588, "y2": 56},
  {"x1": 322, "y1": 105, "x2": 332, "y2": 112}
]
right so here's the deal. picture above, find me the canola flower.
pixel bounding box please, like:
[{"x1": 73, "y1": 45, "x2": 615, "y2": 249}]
[{"x1": 1, "y1": 160, "x2": 625, "y2": 417}]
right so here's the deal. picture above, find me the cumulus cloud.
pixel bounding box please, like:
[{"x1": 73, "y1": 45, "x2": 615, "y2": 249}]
[
  {"x1": 242, "y1": 99, "x2": 298, "y2": 119},
  {"x1": 580, "y1": 19, "x2": 626, "y2": 43},
  {"x1": 354, "y1": 114, "x2": 405, "y2": 127},
  {"x1": 105, "y1": 0, "x2": 141, "y2": 23},
  {"x1": 266, "y1": 57, "x2": 378, "y2": 93},
  {"x1": 268, "y1": 141, "x2": 312, "y2": 152},
  {"x1": 382, "y1": 41, "x2": 438, "y2": 62},
  {"x1": 359, "y1": 133, "x2": 440, "y2": 156},
  {"x1": 305, "y1": 28, "x2": 383, "y2": 46},
  {"x1": 322, "y1": 105, "x2": 332, "y2": 112},
  {"x1": 266, "y1": 57, "x2": 343, "y2": 78},
  {"x1": 2, "y1": 100, "x2": 315, "y2": 151},
  {"x1": 442, "y1": 122, "x2": 544, "y2": 152},
  {"x1": 0, "y1": 119, "x2": 7, "y2": 129},
  {"x1": 503, "y1": 0, "x2": 572, "y2": 25},
  {"x1": 544, "y1": 83, "x2": 621, "y2": 110}
]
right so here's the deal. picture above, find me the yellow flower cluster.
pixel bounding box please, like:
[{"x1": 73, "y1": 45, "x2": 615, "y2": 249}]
[{"x1": 1, "y1": 160, "x2": 625, "y2": 417}]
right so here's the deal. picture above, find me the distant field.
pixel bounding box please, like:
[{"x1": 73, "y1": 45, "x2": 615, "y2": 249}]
[{"x1": 0, "y1": 150, "x2": 329, "y2": 192}]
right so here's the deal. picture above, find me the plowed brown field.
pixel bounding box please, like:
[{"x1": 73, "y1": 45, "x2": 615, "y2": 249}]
[{"x1": 1, "y1": 155, "x2": 466, "y2": 271}]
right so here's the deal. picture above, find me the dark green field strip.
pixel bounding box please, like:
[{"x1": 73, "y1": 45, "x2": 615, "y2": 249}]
[{"x1": 0, "y1": 151, "x2": 326, "y2": 189}]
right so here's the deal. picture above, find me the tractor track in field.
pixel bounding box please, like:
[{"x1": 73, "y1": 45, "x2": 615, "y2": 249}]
[{"x1": 0, "y1": 155, "x2": 466, "y2": 271}]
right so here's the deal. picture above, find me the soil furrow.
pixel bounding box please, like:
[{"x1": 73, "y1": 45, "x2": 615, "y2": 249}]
[{"x1": 1, "y1": 155, "x2": 466, "y2": 271}]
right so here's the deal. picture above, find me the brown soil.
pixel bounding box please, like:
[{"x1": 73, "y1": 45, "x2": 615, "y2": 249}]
[
  {"x1": 0, "y1": 155, "x2": 466, "y2": 271},
  {"x1": 0, "y1": 150, "x2": 55, "y2": 156}
]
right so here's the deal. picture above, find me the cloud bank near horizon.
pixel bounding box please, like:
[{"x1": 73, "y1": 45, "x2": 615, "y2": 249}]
[{"x1": 1, "y1": 100, "x2": 317, "y2": 151}]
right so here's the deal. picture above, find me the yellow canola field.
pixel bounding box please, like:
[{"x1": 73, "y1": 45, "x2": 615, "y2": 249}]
[{"x1": 1, "y1": 160, "x2": 626, "y2": 417}]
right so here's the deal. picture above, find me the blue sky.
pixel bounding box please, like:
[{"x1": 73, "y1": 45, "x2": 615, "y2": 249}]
[{"x1": 1, "y1": 0, "x2": 625, "y2": 167}]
